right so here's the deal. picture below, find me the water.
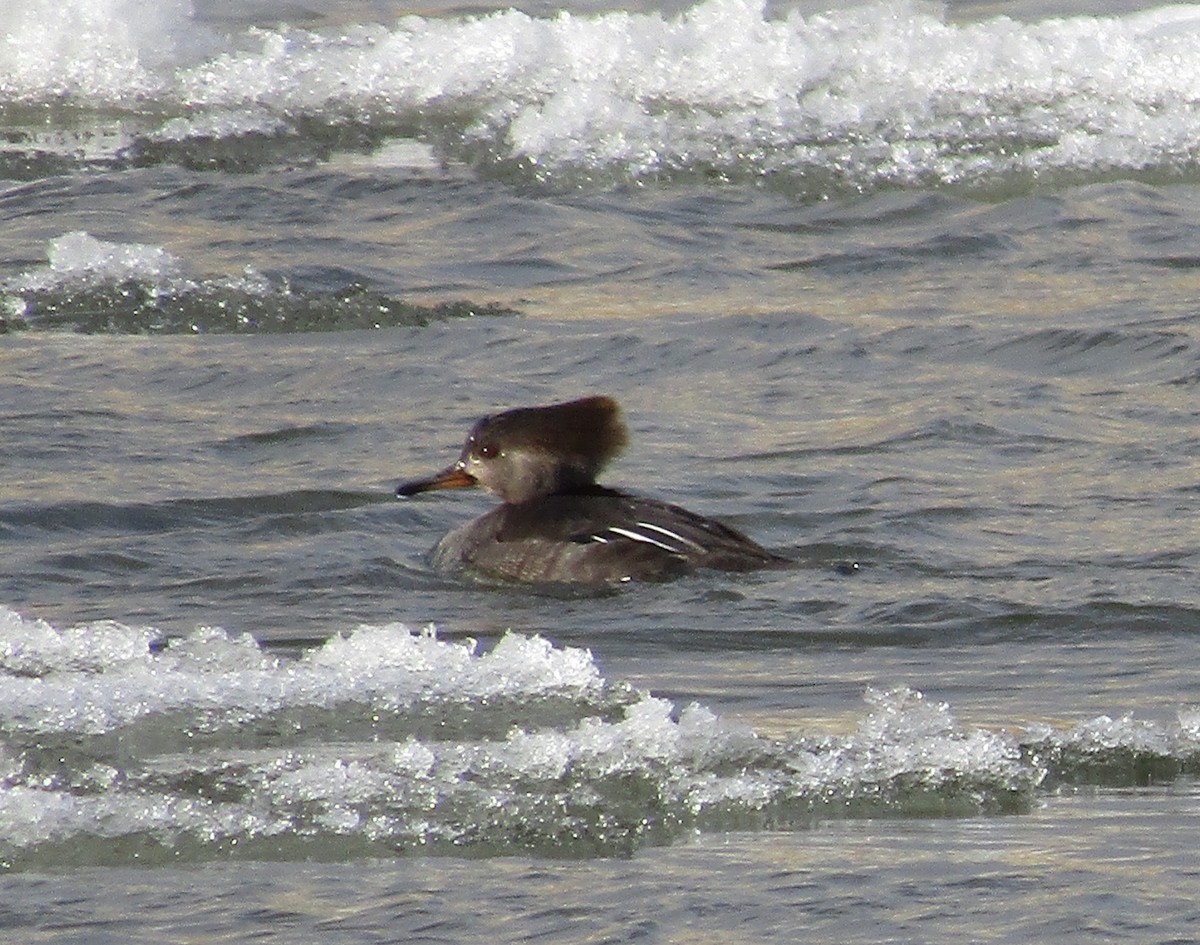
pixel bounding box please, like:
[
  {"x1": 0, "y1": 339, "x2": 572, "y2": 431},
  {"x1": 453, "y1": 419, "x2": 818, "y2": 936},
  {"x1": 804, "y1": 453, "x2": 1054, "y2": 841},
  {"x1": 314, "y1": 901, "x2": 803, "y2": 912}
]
[{"x1": 3, "y1": 0, "x2": 1200, "y2": 940}]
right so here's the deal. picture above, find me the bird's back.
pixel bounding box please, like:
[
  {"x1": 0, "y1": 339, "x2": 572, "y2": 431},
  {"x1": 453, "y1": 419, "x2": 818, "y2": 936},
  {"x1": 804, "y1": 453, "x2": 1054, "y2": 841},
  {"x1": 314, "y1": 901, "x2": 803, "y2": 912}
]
[{"x1": 431, "y1": 489, "x2": 788, "y2": 584}]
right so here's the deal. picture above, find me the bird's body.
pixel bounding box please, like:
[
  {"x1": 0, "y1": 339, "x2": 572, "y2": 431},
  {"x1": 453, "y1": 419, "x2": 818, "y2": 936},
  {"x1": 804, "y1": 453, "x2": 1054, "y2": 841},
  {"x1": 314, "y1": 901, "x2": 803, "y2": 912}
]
[{"x1": 397, "y1": 396, "x2": 787, "y2": 585}]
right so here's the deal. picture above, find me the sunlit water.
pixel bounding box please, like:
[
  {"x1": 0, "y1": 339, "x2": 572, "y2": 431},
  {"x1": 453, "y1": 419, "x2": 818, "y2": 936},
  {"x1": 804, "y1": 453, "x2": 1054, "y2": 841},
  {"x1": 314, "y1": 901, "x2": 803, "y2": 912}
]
[{"x1": 2, "y1": 0, "x2": 1200, "y2": 941}]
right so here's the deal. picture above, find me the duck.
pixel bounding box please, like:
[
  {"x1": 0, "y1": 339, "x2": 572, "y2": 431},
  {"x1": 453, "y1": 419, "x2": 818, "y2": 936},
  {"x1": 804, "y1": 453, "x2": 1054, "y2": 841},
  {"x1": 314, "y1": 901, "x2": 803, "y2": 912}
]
[{"x1": 396, "y1": 396, "x2": 789, "y2": 584}]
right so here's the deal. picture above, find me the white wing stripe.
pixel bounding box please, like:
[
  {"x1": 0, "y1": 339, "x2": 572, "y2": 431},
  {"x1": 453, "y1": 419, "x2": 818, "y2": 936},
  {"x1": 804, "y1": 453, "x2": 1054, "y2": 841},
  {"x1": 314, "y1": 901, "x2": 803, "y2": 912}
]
[
  {"x1": 635, "y1": 521, "x2": 705, "y2": 551},
  {"x1": 606, "y1": 526, "x2": 680, "y2": 553}
]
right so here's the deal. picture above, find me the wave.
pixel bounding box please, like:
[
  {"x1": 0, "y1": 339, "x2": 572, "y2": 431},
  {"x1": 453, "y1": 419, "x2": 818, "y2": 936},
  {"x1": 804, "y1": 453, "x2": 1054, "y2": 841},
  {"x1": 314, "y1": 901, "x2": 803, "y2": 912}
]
[
  {"x1": 985, "y1": 326, "x2": 1200, "y2": 381},
  {"x1": 0, "y1": 232, "x2": 516, "y2": 333},
  {"x1": 0, "y1": 490, "x2": 386, "y2": 539},
  {"x1": 1, "y1": 607, "x2": 1197, "y2": 868},
  {"x1": 6, "y1": 0, "x2": 1200, "y2": 192}
]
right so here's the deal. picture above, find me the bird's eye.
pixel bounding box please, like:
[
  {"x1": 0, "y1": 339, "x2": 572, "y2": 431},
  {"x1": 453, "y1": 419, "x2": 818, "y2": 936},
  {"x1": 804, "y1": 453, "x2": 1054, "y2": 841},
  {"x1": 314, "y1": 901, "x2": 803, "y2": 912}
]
[{"x1": 478, "y1": 442, "x2": 499, "y2": 458}]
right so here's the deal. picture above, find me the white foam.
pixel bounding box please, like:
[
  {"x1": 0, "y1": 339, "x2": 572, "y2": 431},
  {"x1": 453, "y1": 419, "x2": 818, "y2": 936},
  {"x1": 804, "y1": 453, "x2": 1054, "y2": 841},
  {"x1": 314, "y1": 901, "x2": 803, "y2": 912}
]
[
  {"x1": 1177, "y1": 706, "x2": 1200, "y2": 740},
  {"x1": 8, "y1": 0, "x2": 1200, "y2": 185},
  {"x1": 1, "y1": 231, "x2": 276, "y2": 320},
  {"x1": 0, "y1": 607, "x2": 157, "y2": 676},
  {"x1": 3, "y1": 606, "x2": 1197, "y2": 861},
  {"x1": 0, "y1": 608, "x2": 603, "y2": 735},
  {"x1": 152, "y1": 108, "x2": 291, "y2": 142},
  {"x1": 787, "y1": 686, "x2": 1033, "y2": 802},
  {"x1": 142, "y1": 0, "x2": 1200, "y2": 183},
  {"x1": 0, "y1": 782, "x2": 283, "y2": 849},
  {"x1": 0, "y1": 0, "x2": 217, "y2": 101},
  {"x1": 7, "y1": 232, "x2": 186, "y2": 294},
  {"x1": 1056, "y1": 711, "x2": 1190, "y2": 758}
]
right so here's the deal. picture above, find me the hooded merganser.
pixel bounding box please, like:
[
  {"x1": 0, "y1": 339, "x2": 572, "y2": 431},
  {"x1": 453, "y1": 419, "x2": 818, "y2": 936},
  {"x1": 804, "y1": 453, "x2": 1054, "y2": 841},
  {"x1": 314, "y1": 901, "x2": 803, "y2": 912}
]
[{"x1": 396, "y1": 396, "x2": 789, "y2": 584}]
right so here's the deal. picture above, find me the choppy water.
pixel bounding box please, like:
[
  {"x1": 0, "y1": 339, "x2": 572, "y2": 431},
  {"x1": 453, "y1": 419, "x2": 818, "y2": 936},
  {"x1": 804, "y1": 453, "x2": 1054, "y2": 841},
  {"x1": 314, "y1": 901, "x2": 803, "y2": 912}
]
[{"x1": 3, "y1": 0, "x2": 1200, "y2": 941}]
